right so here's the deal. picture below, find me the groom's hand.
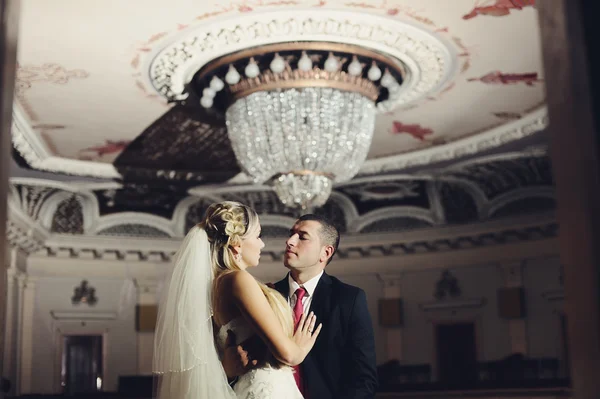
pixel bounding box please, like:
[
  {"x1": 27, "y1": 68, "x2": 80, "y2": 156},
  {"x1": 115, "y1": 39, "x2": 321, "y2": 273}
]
[{"x1": 222, "y1": 330, "x2": 257, "y2": 378}]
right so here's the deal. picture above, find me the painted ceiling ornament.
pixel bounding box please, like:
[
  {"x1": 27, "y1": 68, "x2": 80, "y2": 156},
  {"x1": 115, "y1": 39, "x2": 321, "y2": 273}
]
[
  {"x1": 462, "y1": 0, "x2": 536, "y2": 20},
  {"x1": 71, "y1": 280, "x2": 98, "y2": 306},
  {"x1": 467, "y1": 71, "x2": 543, "y2": 86}
]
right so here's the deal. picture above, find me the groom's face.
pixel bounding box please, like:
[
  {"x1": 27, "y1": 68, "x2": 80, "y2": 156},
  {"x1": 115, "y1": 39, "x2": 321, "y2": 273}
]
[{"x1": 284, "y1": 220, "x2": 325, "y2": 271}]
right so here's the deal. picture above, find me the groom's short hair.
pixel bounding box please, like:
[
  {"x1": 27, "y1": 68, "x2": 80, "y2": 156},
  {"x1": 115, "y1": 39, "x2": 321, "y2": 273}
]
[{"x1": 296, "y1": 214, "x2": 340, "y2": 265}]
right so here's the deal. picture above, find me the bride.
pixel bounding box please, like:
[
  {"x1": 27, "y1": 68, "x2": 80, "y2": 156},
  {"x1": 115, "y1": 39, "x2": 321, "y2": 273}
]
[{"x1": 153, "y1": 201, "x2": 322, "y2": 398}]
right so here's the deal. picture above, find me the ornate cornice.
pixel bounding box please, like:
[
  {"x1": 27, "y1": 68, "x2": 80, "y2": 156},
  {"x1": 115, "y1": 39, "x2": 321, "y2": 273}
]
[
  {"x1": 35, "y1": 219, "x2": 557, "y2": 264},
  {"x1": 359, "y1": 107, "x2": 548, "y2": 175}
]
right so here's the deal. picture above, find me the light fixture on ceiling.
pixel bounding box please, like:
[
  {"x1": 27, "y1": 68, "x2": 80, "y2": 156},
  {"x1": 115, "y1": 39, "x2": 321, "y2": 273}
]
[{"x1": 181, "y1": 42, "x2": 406, "y2": 210}]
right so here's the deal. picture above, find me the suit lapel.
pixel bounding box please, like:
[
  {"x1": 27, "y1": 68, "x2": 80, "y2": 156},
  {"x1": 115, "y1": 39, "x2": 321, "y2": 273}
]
[
  {"x1": 308, "y1": 272, "x2": 332, "y2": 325},
  {"x1": 304, "y1": 272, "x2": 333, "y2": 398},
  {"x1": 273, "y1": 275, "x2": 289, "y2": 298}
]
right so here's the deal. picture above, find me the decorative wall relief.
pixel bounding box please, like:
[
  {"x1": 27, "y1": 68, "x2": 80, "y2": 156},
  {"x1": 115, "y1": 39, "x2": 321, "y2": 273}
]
[
  {"x1": 420, "y1": 269, "x2": 486, "y2": 313},
  {"x1": 463, "y1": 0, "x2": 536, "y2": 20},
  {"x1": 71, "y1": 280, "x2": 98, "y2": 306},
  {"x1": 434, "y1": 270, "x2": 462, "y2": 300}
]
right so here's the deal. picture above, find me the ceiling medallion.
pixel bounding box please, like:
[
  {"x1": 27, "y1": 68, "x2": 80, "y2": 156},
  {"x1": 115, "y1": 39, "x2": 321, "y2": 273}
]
[{"x1": 181, "y1": 42, "x2": 406, "y2": 210}]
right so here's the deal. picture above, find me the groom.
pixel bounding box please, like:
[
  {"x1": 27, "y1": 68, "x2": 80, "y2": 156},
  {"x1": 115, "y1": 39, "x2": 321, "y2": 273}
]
[
  {"x1": 225, "y1": 214, "x2": 378, "y2": 398},
  {"x1": 275, "y1": 214, "x2": 378, "y2": 398}
]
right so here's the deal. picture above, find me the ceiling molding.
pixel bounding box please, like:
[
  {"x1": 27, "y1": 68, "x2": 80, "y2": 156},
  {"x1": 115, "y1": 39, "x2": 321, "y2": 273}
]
[
  {"x1": 11, "y1": 105, "x2": 121, "y2": 178},
  {"x1": 436, "y1": 145, "x2": 548, "y2": 173},
  {"x1": 360, "y1": 106, "x2": 548, "y2": 175}
]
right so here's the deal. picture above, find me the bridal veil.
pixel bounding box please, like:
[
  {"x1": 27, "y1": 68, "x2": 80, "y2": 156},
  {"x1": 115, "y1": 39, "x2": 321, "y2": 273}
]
[{"x1": 153, "y1": 225, "x2": 236, "y2": 398}]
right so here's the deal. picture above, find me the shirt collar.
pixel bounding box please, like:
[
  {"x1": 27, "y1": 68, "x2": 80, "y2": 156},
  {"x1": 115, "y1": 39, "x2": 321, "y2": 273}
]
[{"x1": 288, "y1": 271, "x2": 324, "y2": 298}]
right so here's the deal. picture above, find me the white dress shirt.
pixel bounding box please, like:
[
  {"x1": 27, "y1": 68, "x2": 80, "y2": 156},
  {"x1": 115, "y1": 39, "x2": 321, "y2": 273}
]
[{"x1": 288, "y1": 271, "x2": 324, "y2": 315}]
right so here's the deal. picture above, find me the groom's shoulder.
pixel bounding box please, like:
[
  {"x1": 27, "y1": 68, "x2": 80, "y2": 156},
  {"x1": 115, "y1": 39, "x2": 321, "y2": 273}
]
[{"x1": 328, "y1": 274, "x2": 363, "y2": 298}]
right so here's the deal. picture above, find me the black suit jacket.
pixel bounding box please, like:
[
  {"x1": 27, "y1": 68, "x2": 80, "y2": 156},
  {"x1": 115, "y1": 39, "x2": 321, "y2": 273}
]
[{"x1": 274, "y1": 272, "x2": 378, "y2": 399}]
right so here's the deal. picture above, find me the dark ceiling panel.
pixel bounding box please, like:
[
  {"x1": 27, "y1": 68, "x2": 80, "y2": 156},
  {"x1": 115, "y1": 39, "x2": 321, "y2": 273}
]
[{"x1": 114, "y1": 105, "x2": 241, "y2": 185}]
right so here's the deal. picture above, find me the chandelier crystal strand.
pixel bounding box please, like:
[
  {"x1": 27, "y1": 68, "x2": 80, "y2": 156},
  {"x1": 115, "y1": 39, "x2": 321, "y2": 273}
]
[{"x1": 226, "y1": 88, "x2": 376, "y2": 209}]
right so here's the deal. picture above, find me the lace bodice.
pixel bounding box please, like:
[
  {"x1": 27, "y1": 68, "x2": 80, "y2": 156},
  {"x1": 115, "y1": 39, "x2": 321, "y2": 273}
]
[{"x1": 216, "y1": 317, "x2": 303, "y2": 398}]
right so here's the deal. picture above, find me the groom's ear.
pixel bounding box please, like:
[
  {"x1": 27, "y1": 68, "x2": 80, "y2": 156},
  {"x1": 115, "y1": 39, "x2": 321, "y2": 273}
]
[{"x1": 320, "y1": 245, "x2": 334, "y2": 264}]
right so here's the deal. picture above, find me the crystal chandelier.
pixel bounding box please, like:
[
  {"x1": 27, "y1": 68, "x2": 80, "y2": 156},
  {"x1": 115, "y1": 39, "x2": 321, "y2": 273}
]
[{"x1": 183, "y1": 43, "x2": 406, "y2": 210}]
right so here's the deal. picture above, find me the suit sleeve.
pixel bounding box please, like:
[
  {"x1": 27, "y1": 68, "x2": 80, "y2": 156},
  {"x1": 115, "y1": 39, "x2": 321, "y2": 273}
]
[{"x1": 338, "y1": 289, "x2": 378, "y2": 398}]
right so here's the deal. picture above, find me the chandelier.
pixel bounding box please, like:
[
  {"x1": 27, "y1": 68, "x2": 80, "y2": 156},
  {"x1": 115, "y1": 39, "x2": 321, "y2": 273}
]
[{"x1": 182, "y1": 42, "x2": 406, "y2": 210}]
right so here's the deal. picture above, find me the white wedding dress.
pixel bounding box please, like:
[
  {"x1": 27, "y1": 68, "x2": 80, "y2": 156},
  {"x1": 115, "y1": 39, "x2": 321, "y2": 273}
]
[{"x1": 217, "y1": 317, "x2": 304, "y2": 399}]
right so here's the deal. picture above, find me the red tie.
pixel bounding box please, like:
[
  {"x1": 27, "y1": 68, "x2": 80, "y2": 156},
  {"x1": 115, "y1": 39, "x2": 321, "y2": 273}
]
[{"x1": 292, "y1": 287, "x2": 307, "y2": 396}]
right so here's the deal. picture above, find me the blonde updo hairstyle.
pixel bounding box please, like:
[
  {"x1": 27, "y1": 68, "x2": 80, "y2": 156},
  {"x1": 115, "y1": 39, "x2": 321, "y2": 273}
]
[{"x1": 200, "y1": 201, "x2": 294, "y2": 368}]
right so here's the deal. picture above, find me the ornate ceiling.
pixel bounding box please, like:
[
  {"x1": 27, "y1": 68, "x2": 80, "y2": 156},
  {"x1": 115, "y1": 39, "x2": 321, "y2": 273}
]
[{"x1": 12, "y1": 0, "x2": 546, "y2": 185}]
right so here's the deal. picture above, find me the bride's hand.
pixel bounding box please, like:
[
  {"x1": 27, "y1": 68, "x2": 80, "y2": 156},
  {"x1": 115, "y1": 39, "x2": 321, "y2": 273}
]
[{"x1": 293, "y1": 311, "x2": 322, "y2": 355}]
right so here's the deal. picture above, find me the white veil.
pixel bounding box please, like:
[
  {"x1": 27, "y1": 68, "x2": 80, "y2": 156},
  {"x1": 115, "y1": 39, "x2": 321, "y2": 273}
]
[{"x1": 153, "y1": 225, "x2": 236, "y2": 399}]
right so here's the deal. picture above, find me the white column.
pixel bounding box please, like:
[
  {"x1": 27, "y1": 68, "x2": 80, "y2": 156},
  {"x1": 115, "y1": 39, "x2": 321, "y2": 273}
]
[
  {"x1": 135, "y1": 279, "x2": 158, "y2": 375},
  {"x1": 378, "y1": 274, "x2": 404, "y2": 362},
  {"x1": 500, "y1": 261, "x2": 528, "y2": 355},
  {"x1": 18, "y1": 275, "x2": 36, "y2": 394}
]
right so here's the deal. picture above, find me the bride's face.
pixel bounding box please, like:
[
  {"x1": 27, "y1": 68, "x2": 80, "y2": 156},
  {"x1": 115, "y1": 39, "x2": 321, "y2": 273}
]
[{"x1": 239, "y1": 221, "x2": 265, "y2": 268}]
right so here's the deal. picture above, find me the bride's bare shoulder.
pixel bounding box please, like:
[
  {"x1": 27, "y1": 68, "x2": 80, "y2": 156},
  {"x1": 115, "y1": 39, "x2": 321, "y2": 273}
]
[{"x1": 217, "y1": 270, "x2": 257, "y2": 289}]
